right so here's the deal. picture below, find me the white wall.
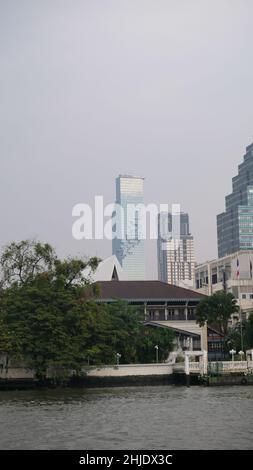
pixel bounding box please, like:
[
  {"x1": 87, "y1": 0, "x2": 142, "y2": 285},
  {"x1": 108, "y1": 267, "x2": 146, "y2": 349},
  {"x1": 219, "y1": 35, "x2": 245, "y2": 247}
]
[{"x1": 86, "y1": 363, "x2": 174, "y2": 377}]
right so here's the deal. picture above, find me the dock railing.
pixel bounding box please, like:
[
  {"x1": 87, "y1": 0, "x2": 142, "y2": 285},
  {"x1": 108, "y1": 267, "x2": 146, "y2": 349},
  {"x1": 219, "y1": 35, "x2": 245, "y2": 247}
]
[{"x1": 187, "y1": 360, "x2": 253, "y2": 374}]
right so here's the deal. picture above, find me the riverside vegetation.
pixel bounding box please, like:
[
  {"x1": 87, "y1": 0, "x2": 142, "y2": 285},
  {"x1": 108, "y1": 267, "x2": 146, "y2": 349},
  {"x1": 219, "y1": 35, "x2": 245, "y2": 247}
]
[{"x1": 0, "y1": 240, "x2": 174, "y2": 381}]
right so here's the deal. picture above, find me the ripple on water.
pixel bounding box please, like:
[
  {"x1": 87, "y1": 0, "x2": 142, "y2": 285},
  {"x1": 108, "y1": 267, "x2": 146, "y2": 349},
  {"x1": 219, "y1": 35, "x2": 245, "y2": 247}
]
[{"x1": 0, "y1": 386, "x2": 252, "y2": 449}]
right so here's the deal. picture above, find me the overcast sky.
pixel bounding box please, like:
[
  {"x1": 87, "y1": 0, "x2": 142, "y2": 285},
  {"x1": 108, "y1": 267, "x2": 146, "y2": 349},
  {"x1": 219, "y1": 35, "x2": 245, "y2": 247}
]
[{"x1": 1, "y1": 0, "x2": 253, "y2": 278}]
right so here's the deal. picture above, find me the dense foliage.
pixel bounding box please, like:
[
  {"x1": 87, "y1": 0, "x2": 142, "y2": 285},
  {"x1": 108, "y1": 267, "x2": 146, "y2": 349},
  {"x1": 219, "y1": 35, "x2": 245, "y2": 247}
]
[
  {"x1": 225, "y1": 313, "x2": 253, "y2": 353},
  {"x1": 196, "y1": 291, "x2": 239, "y2": 335},
  {"x1": 0, "y1": 240, "x2": 174, "y2": 379},
  {"x1": 196, "y1": 290, "x2": 253, "y2": 354}
]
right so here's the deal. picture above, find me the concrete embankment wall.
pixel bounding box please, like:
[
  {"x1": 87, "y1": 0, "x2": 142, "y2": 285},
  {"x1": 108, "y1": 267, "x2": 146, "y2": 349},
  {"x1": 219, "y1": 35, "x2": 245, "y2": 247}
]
[
  {"x1": 86, "y1": 363, "x2": 174, "y2": 377},
  {"x1": 75, "y1": 375, "x2": 174, "y2": 387},
  {"x1": 0, "y1": 366, "x2": 37, "y2": 390},
  {"x1": 0, "y1": 363, "x2": 174, "y2": 379},
  {"x1": 0, "y1": 367, "x2": 35, "y2": 379},
  {"x1": 78, "y1": 364, "x2": 174, "y2": 387},
  {"x1": 208, "y1": 375, "x2": 253, "y2": 386},
  {"x1": 0, "y1": 363, "x2": 175, "y2": 389}
]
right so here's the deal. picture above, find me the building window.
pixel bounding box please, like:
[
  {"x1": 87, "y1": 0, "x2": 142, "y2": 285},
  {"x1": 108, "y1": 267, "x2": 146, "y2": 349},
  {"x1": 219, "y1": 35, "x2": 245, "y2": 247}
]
[{"x1": 212, "y1": 273, "x2": 217, "y2": 284}]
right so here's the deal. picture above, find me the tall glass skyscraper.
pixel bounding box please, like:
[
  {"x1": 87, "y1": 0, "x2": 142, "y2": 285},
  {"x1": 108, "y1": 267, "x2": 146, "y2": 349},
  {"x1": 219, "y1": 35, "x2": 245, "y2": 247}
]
[
  {"x1": 112, "y1": 175, "x2": 145, "y2": 280},
  {"x1": 217, "y1": 142, "x2": 253, "y2": 258}
]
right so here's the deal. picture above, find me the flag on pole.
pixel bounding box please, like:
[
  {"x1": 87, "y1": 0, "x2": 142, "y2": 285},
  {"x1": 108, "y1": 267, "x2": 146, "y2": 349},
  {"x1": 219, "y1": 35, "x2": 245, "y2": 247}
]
[
  {"x1": 237, "y1": 258, "x2": 240, "y2": 278},
  {"x1": 250, "y1": 259, "x2": 253, "y2": 279}
]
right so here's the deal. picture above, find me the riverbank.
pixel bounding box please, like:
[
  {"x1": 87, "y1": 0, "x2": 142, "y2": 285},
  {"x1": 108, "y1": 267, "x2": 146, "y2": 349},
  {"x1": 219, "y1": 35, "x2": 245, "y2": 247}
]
[
  {"x1": 1, "y1": 372, "x2": 253, "y2": 390},
  {"x1": 1, "y1": 359, "x2": 253, "y2": 390}
]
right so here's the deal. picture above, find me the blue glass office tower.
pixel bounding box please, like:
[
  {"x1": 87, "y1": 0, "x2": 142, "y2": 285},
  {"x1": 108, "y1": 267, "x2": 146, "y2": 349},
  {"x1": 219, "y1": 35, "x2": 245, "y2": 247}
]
[
  {"x1": 217, "y1": 143, "x2": 253, "y2": 257},
  {"x1": 112, "y1": 175, "x2": 145, "y2": 280}
]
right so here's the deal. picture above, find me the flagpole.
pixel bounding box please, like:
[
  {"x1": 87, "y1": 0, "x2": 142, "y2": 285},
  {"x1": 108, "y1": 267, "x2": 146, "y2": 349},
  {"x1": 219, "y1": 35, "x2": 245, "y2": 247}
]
[
  {"x1": 239, "y1": 293, "x2": 244, "y2": 353},
  {"x1": 237, "y1": 257, "x2": 244, "y2": 353}
]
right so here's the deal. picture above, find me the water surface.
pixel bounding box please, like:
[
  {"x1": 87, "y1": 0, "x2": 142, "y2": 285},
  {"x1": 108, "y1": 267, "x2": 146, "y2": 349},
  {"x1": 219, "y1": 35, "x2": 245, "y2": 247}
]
[{"x1": 0, "y1": 386, "x2": 252, "y2": 450}]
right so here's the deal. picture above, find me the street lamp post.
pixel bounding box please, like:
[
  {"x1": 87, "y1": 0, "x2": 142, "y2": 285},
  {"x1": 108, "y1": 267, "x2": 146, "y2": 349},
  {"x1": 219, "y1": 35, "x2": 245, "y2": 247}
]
[
  {"x1": 238, "y1": 284, "x2": 244, "y2": 353},
  {"x1": 239, "y1": 307, "x2": 244, "y2": 353},
  {"x1": 116, "y1": 353, "x2": 121, "y2": 367},
  {"x1": 154, "y1": 345, "x2": 159, "y2": 364},
  {"x1": 229, "y1": 349, "x2": 236, "y2": 362},
  {"x1": 238, "y1": 350, "x2": 245, "y2": 361}
]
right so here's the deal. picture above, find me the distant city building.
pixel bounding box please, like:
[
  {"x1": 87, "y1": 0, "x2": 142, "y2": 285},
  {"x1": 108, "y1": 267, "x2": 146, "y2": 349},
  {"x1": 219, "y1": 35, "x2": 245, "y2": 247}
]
[
  {"x1": 157, "y1": 212, "x2": 195, "y2": 288},
  {"x1": 82, "y1": 255, "x2": 128, "y2": 282},
  {"x1": 112, "y1": 175, "x2": 145, "y2": 280},
  {"x1": 217, "y1": 142, "x2": 253, "y2": 258},
  {"x1": 194, "y1": 250, "x2": 253, "y2": 321}
]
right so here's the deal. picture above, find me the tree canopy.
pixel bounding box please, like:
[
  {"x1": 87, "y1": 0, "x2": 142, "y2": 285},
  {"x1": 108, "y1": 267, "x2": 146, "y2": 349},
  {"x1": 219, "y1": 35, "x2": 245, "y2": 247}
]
[
  {"x1": 196, "y1": 291, "x2": 239, "y2": 335},
  {"x1": 0, "y1": 240, "x2": 56, "y2": 287},
  {"x1": 226, "y1": 312, "x2": 253, "y2": 352}
]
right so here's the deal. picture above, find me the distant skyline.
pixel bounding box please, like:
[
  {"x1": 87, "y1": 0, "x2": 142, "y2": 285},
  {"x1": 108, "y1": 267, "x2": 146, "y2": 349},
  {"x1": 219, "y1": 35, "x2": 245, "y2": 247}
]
[{"x1": 1, "y1": 0, "x2": 253, "y2": 278}]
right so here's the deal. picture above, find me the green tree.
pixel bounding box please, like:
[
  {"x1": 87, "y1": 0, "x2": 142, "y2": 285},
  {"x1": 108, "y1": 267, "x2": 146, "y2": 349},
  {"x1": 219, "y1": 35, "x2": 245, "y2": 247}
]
[
  {"x1": 54, "y1": 257, "x2": 100, "y2": 288},
  {"x1": 245, "y1": 313, "x2": 253, "y2": 349},
  {"x1": 1, "y1": 275, "x2": 92, "y2": 379},
  {"x1": 98, "y1": 301, "x2": 175, "y2": 364},
  {"x1": 196, "y1": 291, "x2": 239, "y2": 335},
  {"x1": 0, "y1": 313, "x2": 12, "y2": 352},
  {"x1": 136, "y1": 326, "x2": 175, "y2": 363},
  {"x1": 0, "y1": 240, "x2": 100, "y2": 379},
  {"x1": 0, "y1": 239, "x2": 175, "y2": 380},
  {"x1": 226, "y1": 312, "x2": 253, "y2": 352},
  {"x1": 0, "y1": 240, "x2": 56, "y2": 287}
]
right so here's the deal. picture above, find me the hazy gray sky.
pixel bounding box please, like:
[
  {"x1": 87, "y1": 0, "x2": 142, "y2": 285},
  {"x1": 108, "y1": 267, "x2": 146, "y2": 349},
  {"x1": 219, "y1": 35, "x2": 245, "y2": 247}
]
[{"x1": 1, "y1": 0, "x2": 253, "y2": 278}]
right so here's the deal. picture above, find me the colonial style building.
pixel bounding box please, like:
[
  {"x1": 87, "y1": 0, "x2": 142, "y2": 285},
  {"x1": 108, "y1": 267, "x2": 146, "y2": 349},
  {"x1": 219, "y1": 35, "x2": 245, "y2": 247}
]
[
  {"x1": 93, "y1": 280, "x2": 207, "y2": 352},
  {"x1": 194, "y1": 250, "x2": 253, "y2": 322}
]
